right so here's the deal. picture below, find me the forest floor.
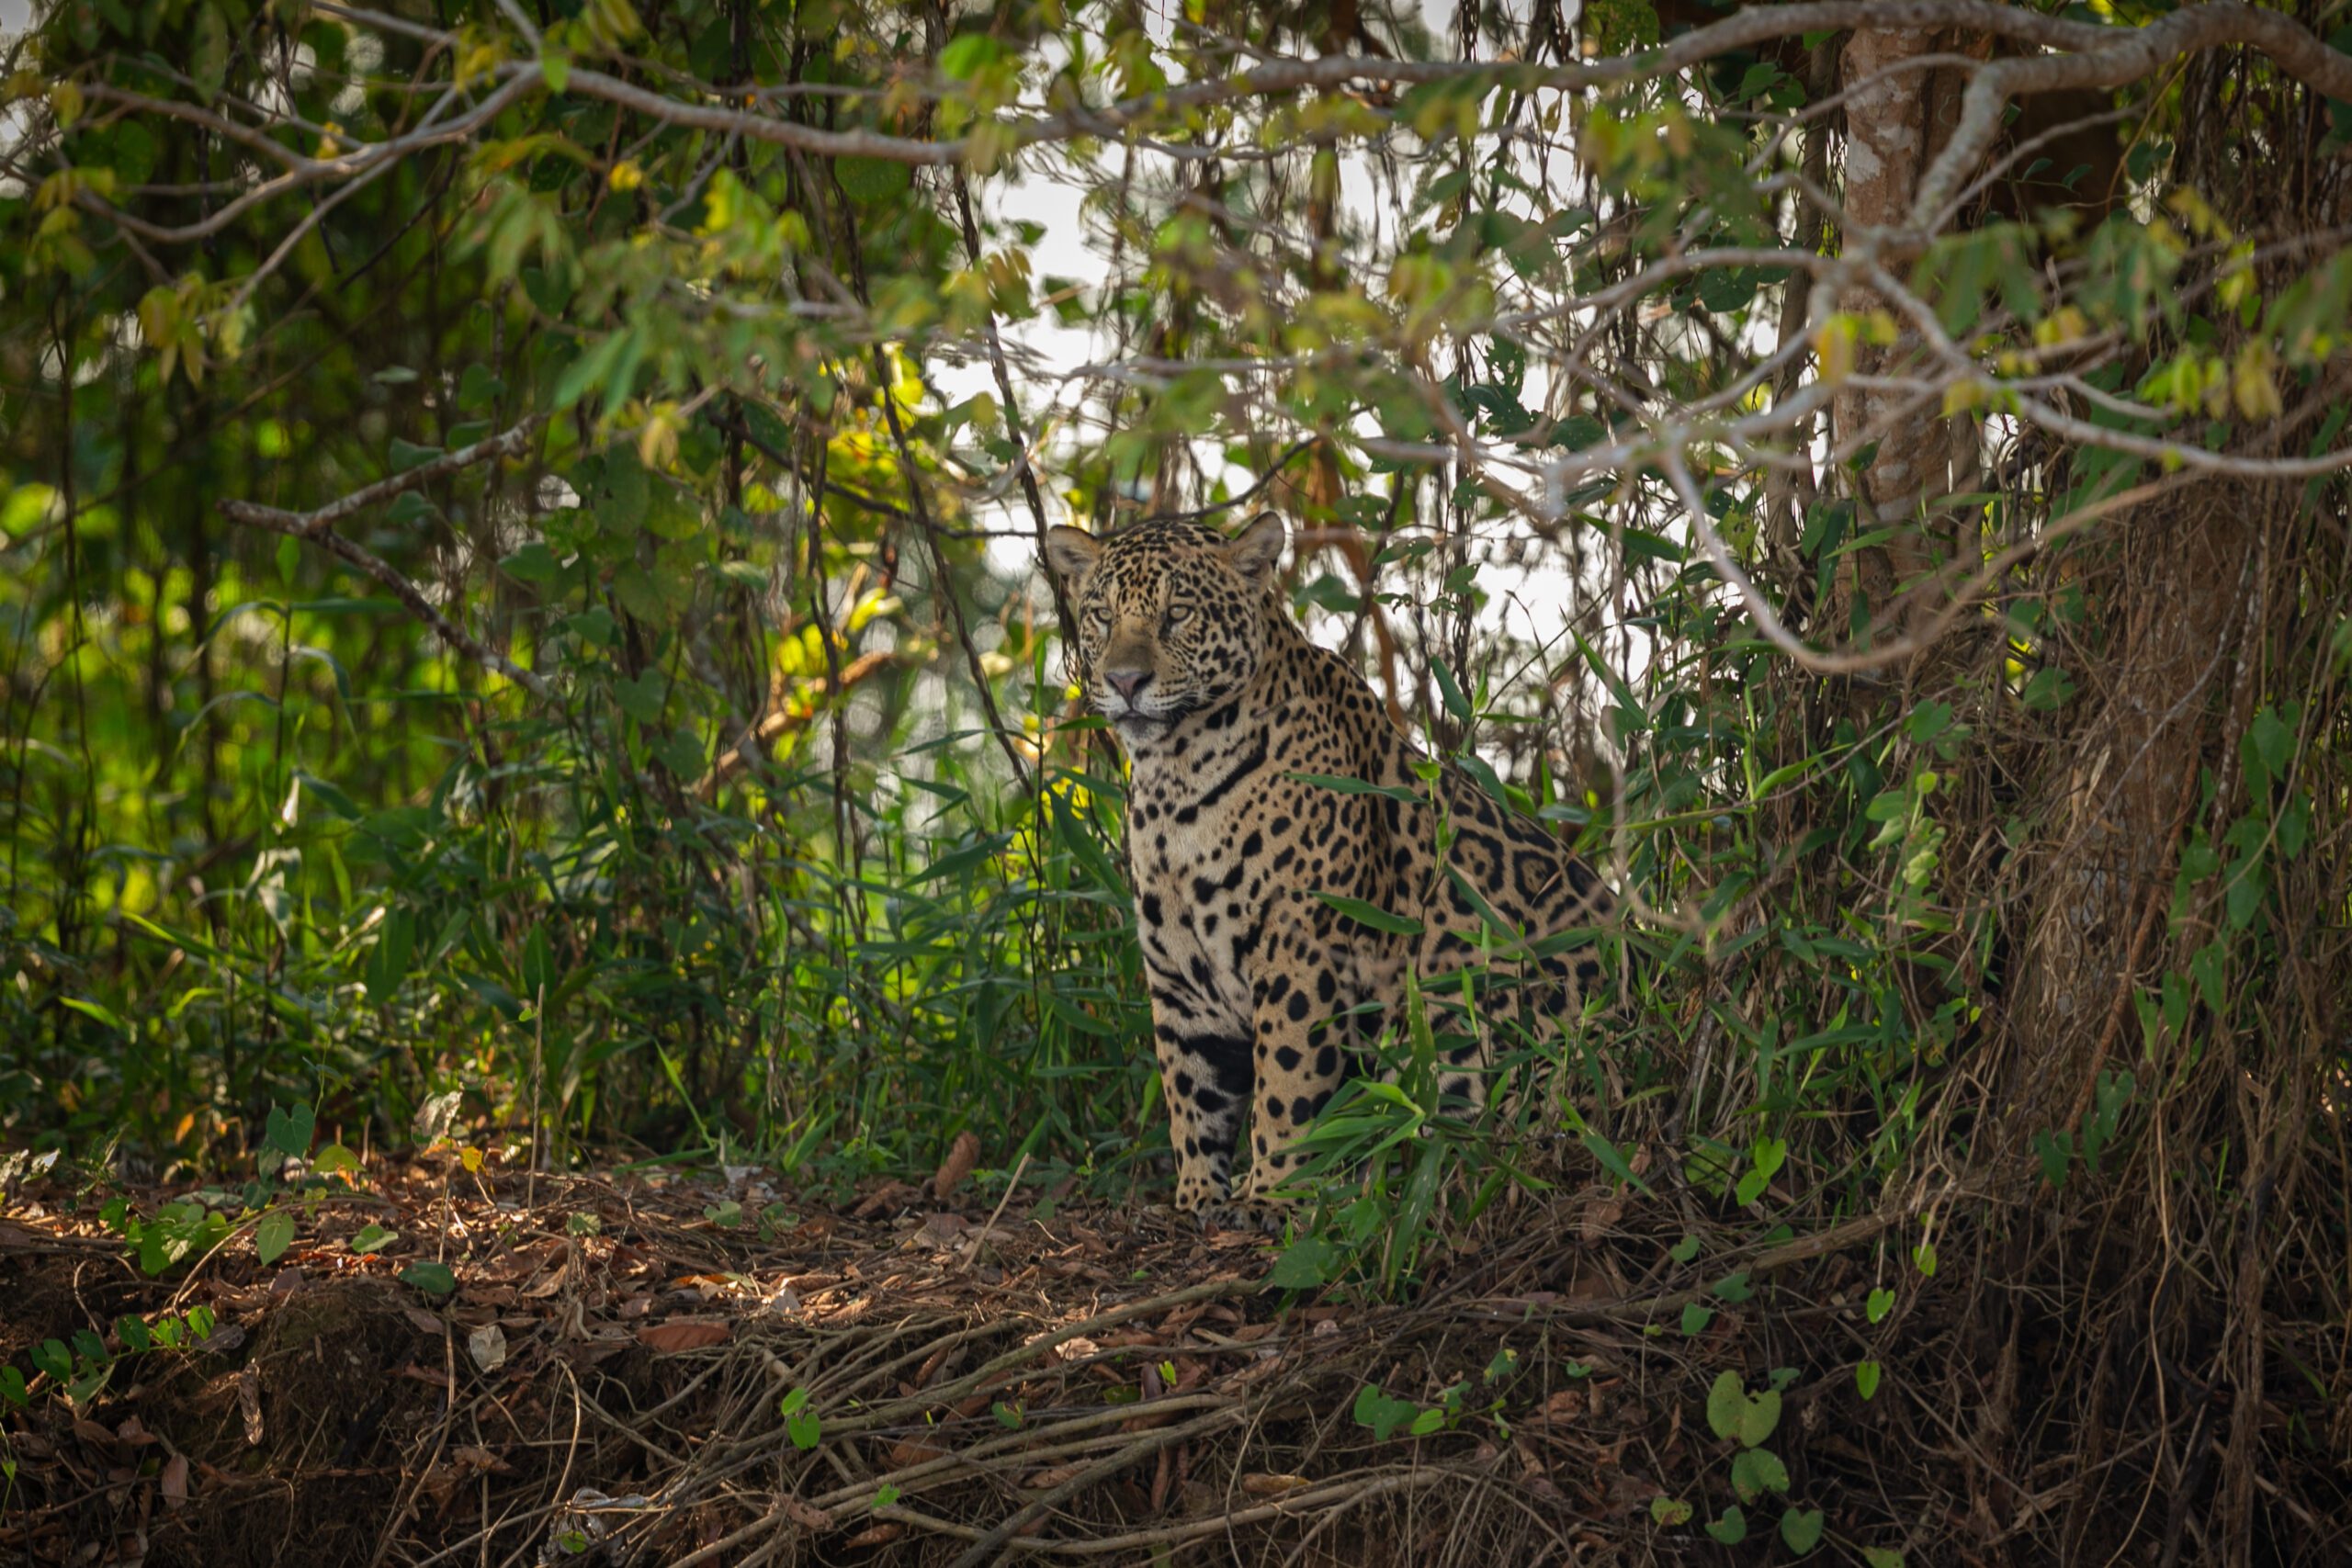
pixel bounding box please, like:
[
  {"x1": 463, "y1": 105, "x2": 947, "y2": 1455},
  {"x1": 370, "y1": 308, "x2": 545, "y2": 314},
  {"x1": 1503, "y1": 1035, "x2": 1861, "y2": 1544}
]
[{"x1": 0, "y1": 1152, "x2": 1863, "y2": 1567}]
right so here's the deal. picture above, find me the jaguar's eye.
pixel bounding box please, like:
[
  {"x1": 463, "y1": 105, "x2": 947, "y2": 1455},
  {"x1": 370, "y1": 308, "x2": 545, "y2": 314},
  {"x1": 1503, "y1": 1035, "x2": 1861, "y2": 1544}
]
[{"x1": 1164, "y1": 604, "x2": 1193, "y2": 628}]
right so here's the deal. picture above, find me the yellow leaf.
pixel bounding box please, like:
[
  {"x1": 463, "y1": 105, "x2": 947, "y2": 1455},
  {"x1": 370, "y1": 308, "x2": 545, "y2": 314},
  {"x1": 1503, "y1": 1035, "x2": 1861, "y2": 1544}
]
[
  {"x1": 2231, "y1": 343, "x2": 2282, "y2": 421},
  {"x1": 460, "y1": 1145, "x2": 484, "y2": 1174},
  {"x1": 1941, "y1": 379, "x2": 1988, "y2": 417},
  {"x1": 1813, "y1": 316, "x2": 1856, "y2": 383}
]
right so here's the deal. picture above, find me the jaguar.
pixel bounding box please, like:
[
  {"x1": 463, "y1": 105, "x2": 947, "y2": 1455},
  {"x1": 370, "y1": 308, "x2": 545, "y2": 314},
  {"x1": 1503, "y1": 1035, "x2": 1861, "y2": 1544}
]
[{"x1": 1045, "y1": 513, "x2": 1619, "y2": 1228}]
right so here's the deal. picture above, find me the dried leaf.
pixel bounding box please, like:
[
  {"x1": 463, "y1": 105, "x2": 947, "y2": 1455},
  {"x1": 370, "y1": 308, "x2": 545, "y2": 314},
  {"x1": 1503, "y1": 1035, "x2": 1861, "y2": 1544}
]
[
  {"x1": 931, "y1": 1130, "x2": 982, "y2": 1202},
  {"x1": 467, "y1": 1323, "x2": 508, "y2": 1373},
  {"x1": 636, "y1": 1318, "x2": 729, "y2": 1353},
  {"x1": 852, "y1": 1180, "x2": 922, "y2": 1219},
  {"x1": 843, "y1": 1523, "x2": 906, "y2": 1549},
  {"x1": 159, "y1": 1452, "x2": 189, "y2": 1508},
  {"x1": 450, "y1": 1444, "x2": 514, "y2": 1474},
  {"x1": 886, "y1": 1437, "x2": 946, "y2": 1469},
  {"x1": 237, "y1": 1372, "x2": 264, "y2": 1447},
  {"x1": 1240, "y1": 1472, "x2": 1312, "y2": 1496},
  {"x1": 1542, "y1": 1388, "x2": 1585, "y2": 1425}
]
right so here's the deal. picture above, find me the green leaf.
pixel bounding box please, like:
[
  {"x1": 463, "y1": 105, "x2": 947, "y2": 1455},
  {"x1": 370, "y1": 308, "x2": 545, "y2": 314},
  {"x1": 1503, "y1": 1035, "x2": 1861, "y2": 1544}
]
[
  {"x1": 401, "y1": 1261, "x2": 458, "y2": 1298},
  {"x1": 60, "y1": 997, "x2": 130, "y2": 1036},
  {"x1": 456, "y1": 363, "x2": 505, "y2": 412},
  {"x1": 838, "y1": 157, "x2": 913, "y2": 204},
  {"x1": 254, "y1": 1210, "x2": 296, "y2": 1266},
  {"x1": 191, "y1": 3, "x2": 229, "y2": 100},
  {"x1": 1737, "y1": 1388, "x2": 1781, "y2": 1446},
  {"x1": 115, "y1": 1315, "x2": 153, "y2": 1355},
  {"x1": 501, "y1": 543, "x2": 565, "y2": 583},
  {"x1": 1581, "y1": 1132, "x2": 1655, "y2": 1197},
  {"x1": 1704, "y1": 1505, "x2": 1748, "y2": 1545},
  {"x1": 873, "y1": 1482, "x2": 900, "y2": 1509},
  {"x1": 1430, "y1": 657, "x2": 1474, "y2": 723},
  {"x1": 1679, "y1": 1301, "x2": 1714, "y2": 1337},
  {"x1": 1351, "y1": 1383, "x2": 1418, "y2": 1441},
  {"x1": 786, "y1": 1404, "x2": 823, "y2": 1450},
  {"x1": 1862, "y1": 1549, "x2": 1908, "y2": 1568},
  {"x1": 1408, "y1": 1406, "x2": 1446, "y2": 1436},
  {"x1": 940, "y1": 32, "x2": 1003, "y2": 80},
  {"x1": 1731, "y1": 1446, "x2": 1789, "y2": 1501},
  {"x1": 1855, "y1": 1359, "x2": 1883, "y2": 1400},
  {"x1": 1267, "y1": 1235, "x2": 1339, "y2": 1290},
  {"x1": 385, "y1": 491, "x2": 440, "y2": 525},
  {"x1": 1649, "y1": 1496, "x2": 1692, "y2": 1528},
  {"x1": 541, "y1": 49, "x2": 571, "y2": 96},
  {"x1": 1312, "y1": 892, "x2": 1424, "y2": 936},
  {"x1": 1781, "y1": 1506, "x2": 1826, "y2": 1554},
  {"x1": 350, "y1": 1223, "x2": 397, "y2": 1256},
  {"x1": 264, "y1": 1102, "x2": 314, "y2": 1158},
  {"x1": 1866, "y1": 1287, "x2": 1895, "y2": 1324},
  {"x1": 389, "y1": 438, "x2": 443, "y2": 473},
  {"x1": 614, "y1": 670, "x2": 669, "y2": 725},
  {"x1": 1706, "y1": 1370, "x2": 1746, "y2": 1439},
  {"x1": 1668, "y1": 1234, "x2": 1702, "y2": 1264},
  {"x1": 2249, "y1": 706, "x2": 2295, "y2": 774}
]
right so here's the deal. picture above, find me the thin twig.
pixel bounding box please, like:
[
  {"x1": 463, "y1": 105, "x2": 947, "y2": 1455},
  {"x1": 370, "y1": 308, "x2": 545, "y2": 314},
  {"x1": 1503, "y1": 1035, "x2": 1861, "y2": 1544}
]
[{"x1": 217, "y1": 418, "x2": 551, "y2": 698}]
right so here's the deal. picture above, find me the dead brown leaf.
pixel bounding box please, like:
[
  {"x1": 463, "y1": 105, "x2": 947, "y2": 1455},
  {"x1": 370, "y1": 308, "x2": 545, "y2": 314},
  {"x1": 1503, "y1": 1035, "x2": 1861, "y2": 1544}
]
[
  {"x1": 637, "y1": 1318, "x2": 730, "y2": 1353},
  {"x1": 158, "y1": 1453, "x2": 188, "y2": 1509},
  {"x1": 851, "y1": 1180, "x2": 922, "y2": 1219},
  {"x1": 886, "y1": 1437, "x2": 946, "y2": 1469},
  {"x1": 843, "y1": 1522, "x2": 906, "y2": 1549},
  {"x1": 930, "y1": 1130, "x2": 981, "y2": 1203},
  {"x1": 236, "y1": 1371, "x2": 263, "y2": 1447},
  {"x1": 1240, "y1": 1472, "x2": 1312, "y2": 1496}
]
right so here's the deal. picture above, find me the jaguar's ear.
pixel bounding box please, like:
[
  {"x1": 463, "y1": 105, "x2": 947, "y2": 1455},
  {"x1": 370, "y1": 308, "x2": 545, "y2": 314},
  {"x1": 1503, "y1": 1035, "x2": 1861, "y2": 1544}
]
[
  {"x1": 1226, "y1": 512, "x2": 1286, "y2": 584},
  {"x1": 1044, "y1": 526, "x2": 1102, "y2": 590}
]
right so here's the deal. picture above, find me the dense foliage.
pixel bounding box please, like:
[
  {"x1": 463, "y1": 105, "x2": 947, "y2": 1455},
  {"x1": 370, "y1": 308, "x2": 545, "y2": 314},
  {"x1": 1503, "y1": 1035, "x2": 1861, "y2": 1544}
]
[{"x1": 6, "y1": 0, "x2": 2352, "y2": 1554}]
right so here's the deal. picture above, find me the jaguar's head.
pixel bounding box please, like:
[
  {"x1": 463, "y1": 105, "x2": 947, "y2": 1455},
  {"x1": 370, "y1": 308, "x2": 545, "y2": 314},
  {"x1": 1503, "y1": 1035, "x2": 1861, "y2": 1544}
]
[{"x1": 1043, "y1": 513, "x2": 1286, "y2": 749}]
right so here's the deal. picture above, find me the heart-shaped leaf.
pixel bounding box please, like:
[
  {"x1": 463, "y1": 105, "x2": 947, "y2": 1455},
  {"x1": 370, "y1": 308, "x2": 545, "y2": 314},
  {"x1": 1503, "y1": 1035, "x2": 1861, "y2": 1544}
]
[{"x1": 1781, "y1": 1506, "x2": 1826, "y2": 1554}]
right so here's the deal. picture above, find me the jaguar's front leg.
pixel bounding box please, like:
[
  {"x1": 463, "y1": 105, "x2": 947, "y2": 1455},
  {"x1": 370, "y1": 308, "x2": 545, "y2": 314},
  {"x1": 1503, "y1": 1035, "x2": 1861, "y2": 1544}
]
[
  {"x1": 1152, "y1": 1021, "x2": 1254, "y2": 1218},
  {"x1": 1216, "y1": 953, "x2": 1348, "y2": 1230}
]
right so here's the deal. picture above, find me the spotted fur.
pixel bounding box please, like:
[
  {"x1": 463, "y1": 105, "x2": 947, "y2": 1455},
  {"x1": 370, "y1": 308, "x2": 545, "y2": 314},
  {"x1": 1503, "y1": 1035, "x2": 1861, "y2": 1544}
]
[{"x1": 1045, "y1": 513, "x2": 1616, "y2": 1228}]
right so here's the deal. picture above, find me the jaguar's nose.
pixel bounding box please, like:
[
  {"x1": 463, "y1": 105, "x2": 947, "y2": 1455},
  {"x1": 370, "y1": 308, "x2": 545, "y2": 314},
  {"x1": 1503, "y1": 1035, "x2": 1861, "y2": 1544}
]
[{"x1": 1105, "y1": 669, "x2": 1152, "y2": 704}]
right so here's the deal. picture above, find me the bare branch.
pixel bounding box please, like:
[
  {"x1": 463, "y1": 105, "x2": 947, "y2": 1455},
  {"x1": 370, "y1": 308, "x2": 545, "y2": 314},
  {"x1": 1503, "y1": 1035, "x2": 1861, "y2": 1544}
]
[{"x1": 217, "y1": 418, "x2": 552, "y2": 699}]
